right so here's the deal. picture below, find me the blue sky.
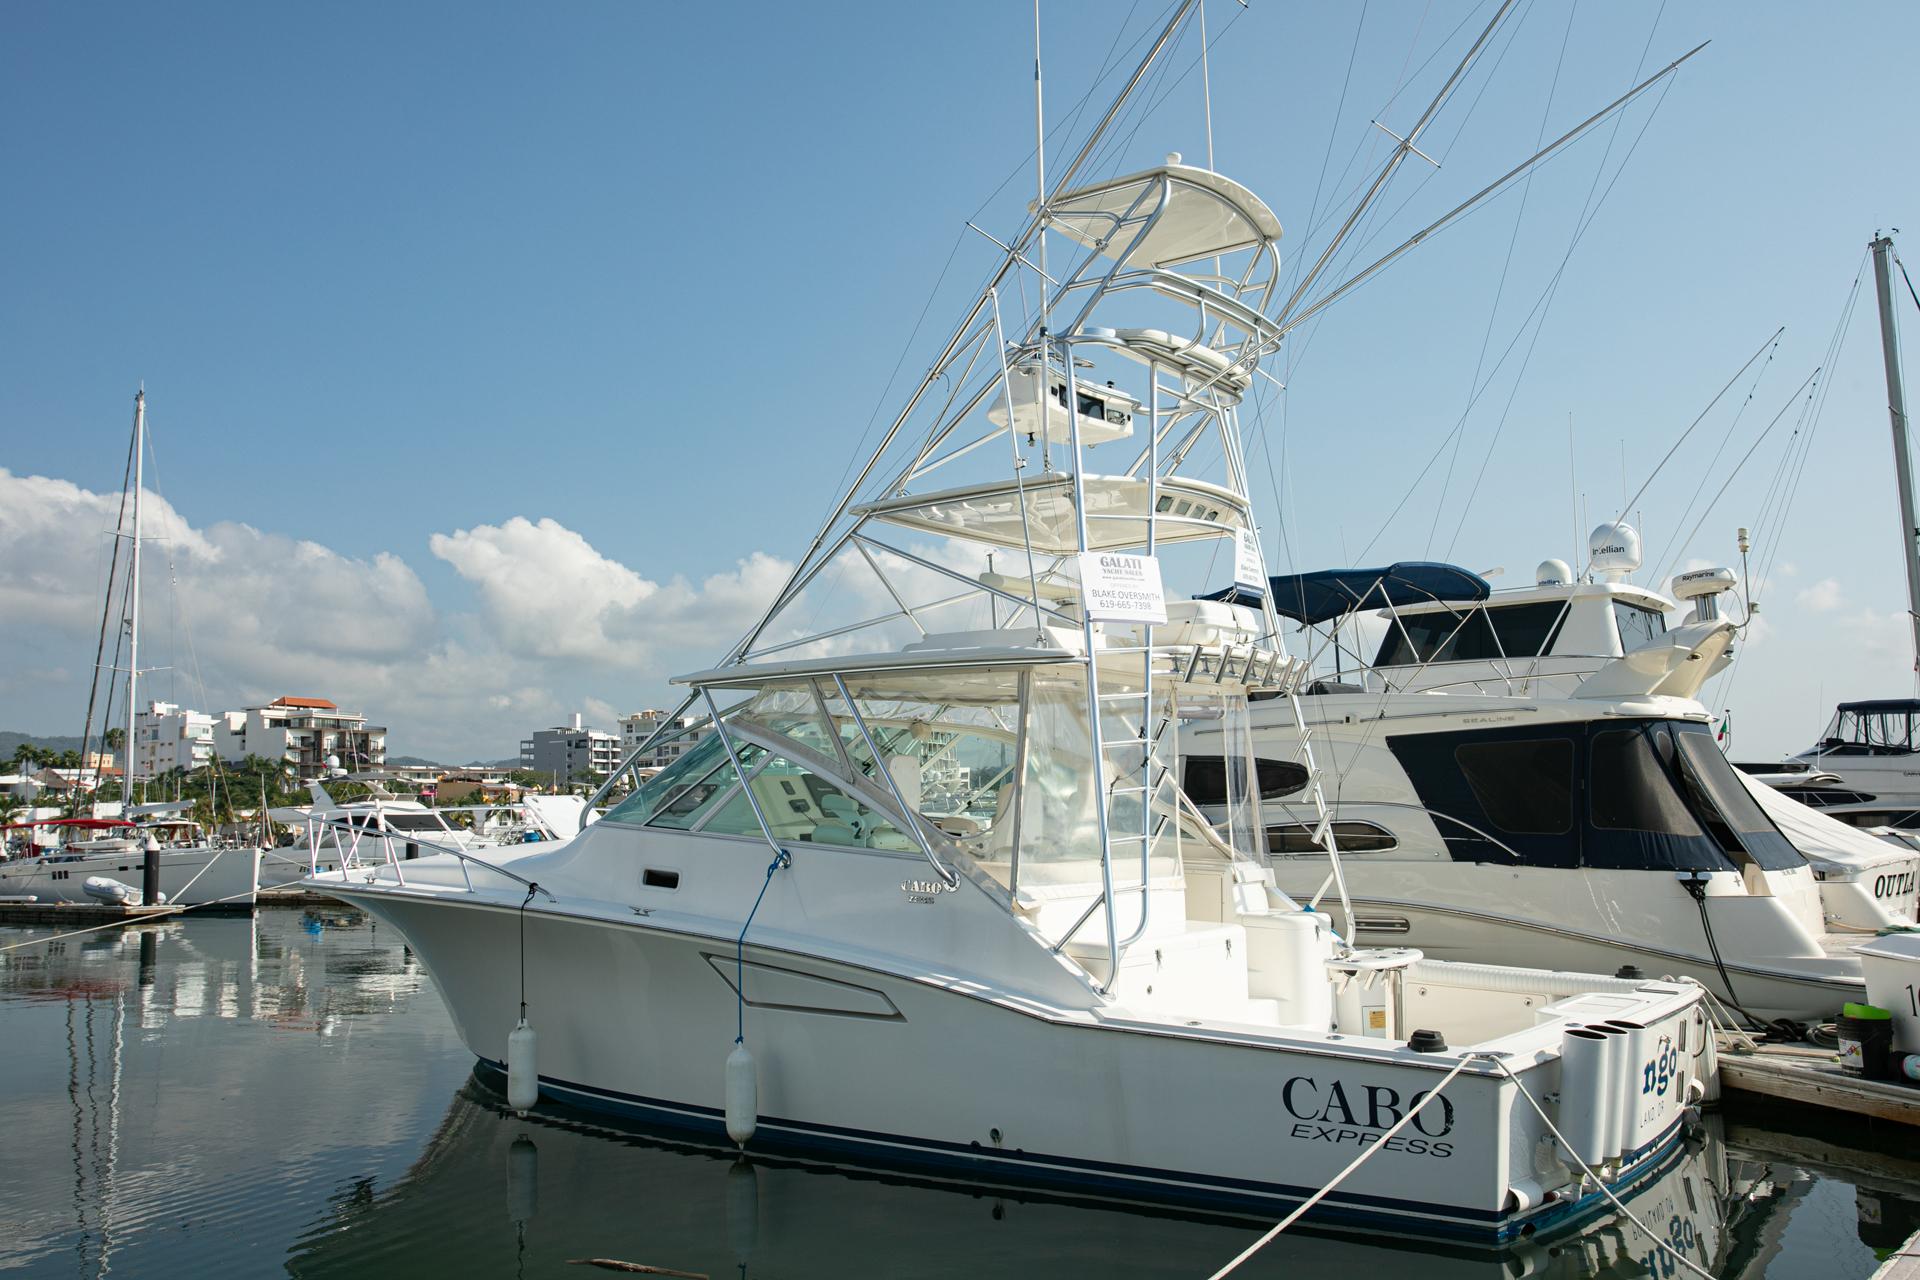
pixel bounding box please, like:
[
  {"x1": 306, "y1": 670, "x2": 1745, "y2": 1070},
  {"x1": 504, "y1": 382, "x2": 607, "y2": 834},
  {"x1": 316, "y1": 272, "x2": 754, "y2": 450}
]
[{"x1": 3, "y1": 1, "x2": 1918, "y2": 761}]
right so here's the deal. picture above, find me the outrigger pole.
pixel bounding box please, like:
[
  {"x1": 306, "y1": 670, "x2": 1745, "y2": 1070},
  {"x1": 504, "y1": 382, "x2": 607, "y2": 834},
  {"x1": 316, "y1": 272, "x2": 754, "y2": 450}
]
[{"x1": 726, "y1": 0, "x2": 1202, "y2": 664}]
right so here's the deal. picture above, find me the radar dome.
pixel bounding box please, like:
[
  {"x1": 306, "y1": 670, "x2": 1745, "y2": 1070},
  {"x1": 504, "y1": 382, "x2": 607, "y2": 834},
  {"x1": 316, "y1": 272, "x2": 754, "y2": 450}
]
[
  {"x1": 1587, "y1": 521, "x2": 1641, "y2": 582},
  {"x1": 1536, "y1": 558, "x2": 1572, "y2": 587}
]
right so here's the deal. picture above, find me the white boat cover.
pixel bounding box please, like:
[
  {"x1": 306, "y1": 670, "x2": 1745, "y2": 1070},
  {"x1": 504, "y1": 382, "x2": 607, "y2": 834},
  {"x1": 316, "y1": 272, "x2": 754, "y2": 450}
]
[{"x1": 1739, "y1": 770, "x2": 1915, "y2": 871}]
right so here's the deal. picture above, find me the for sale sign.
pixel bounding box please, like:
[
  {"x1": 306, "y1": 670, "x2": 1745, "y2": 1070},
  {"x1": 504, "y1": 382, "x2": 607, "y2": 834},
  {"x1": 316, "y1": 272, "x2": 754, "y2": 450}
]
[
  {"x1": 1078, "y1": 552, "x2": 1167, "y2": 623},
  {"x1": 1233, "y1": 528, "x2": 1266, "y2": 596}
]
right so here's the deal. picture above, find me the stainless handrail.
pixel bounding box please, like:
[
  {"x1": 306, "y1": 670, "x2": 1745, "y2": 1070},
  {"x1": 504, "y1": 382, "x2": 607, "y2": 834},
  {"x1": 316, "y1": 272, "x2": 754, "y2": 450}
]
[{"x1": 317, "y1": 818, "x2": 558, "y2": 900}]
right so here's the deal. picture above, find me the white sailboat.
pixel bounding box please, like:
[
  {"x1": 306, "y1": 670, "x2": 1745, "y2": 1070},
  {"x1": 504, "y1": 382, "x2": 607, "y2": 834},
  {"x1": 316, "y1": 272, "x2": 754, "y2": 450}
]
[
  {"x1": 0, "y1": 391, "x2": 260, "y2": 909},
  {"x1": 313, "y1": 9, "x2": 1715, "y2": 1243}
]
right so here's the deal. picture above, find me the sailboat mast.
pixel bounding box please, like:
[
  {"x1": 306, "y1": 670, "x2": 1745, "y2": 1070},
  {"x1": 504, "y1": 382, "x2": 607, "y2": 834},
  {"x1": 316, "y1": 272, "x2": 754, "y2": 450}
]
[
  {"x1": 125, "y1": 389, "x2": 144, "y2": 804},
  {"x1": 1871, "y1": 236, "x2": 1920, "y2": 674}
]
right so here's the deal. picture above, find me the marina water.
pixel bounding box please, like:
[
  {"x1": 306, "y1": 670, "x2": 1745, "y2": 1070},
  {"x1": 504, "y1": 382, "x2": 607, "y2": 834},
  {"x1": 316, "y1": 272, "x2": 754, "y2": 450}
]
[{"x1": 1, "y1": 908, "x2": 1911, "y2": 1278}]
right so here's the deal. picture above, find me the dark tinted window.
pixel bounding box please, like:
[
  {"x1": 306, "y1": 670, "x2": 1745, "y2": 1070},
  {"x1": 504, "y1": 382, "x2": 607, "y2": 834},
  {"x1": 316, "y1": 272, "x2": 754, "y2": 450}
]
[
  {"x1": 1777, "y1": 787, "x2": 1875, "y2": 807},
  {"x1": 1374, "y1": 602, "x2": 1571, "y2": 666},
  {"x1": 1589, "y1": 729, "x2": 1701, "y2": 835},
  {"x1": 1267, "y1": 820, "x2": 1397, "y2": 853},
  {"x1": 1454, "y1": 739, "x2": 1574, "y2": 835},
  {"x1": 1614, "y1": 601, "x2": 1666, "y2": 652},
  {"x1": 1183, "y1": 756, "x2": 1310, "y2": 806},
  {"x1": 1671, "y1": 727, "x2": 1775, "y2": 836}
]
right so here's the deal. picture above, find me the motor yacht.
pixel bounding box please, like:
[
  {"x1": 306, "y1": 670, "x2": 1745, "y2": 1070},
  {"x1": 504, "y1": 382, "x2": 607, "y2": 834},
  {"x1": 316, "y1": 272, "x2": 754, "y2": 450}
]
[
  {"x1": 1745, "y1": 700, "x2": 1920, "y2": 836},
  {"x1": 1198, "y1": 530, "x2": 1906, "y2": 1023},
  {"x1": 313, "y1": 62, "x2": 1714, "y2": 1243}
]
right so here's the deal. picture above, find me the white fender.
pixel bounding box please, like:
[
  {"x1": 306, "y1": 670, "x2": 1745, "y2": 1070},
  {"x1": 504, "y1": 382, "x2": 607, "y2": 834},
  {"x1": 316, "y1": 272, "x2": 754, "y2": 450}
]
[
  {"x1": 507, "y1": 1017, "x2": 539, "y2": 1113},
  {"x1": 725, "y1": 1042, "x2": 758, "y2": 1146}
]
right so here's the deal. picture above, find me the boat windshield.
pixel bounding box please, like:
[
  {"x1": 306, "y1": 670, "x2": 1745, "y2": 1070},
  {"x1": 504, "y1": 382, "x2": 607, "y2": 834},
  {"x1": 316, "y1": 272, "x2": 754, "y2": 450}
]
[
  {"x1": 618, "y1": 670, "x2": 1186, "y2": 893},
  {"x1": 1372, "y1": 601, "x2": 1569, "y2": 666},
  {"x1": 1820, "y1": 702, "x2": 1920, "y2": 755}
]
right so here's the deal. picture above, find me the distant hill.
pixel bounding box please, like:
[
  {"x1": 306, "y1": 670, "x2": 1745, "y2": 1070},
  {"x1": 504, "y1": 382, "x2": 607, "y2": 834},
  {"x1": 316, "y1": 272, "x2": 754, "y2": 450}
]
[
  {"x1": 386, "y1": 754, "x2": 443, "y2": 768},
  {"x1": 1, "y1": 731, "x2": 87, "y2": 758}
]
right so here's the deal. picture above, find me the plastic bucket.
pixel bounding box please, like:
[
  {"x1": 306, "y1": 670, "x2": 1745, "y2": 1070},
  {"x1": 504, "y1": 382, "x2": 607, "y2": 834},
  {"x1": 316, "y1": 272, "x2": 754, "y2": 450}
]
[{"x1": 1838, "y1": 1002, "x2": 1895, "y2": 1079}]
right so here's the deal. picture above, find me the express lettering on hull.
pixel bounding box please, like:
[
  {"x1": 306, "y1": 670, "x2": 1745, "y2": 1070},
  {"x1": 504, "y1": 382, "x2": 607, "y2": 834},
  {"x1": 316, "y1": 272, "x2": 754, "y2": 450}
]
[{"x1": 1279, "y1": 1076, "x2": 1455, "y2": 1159}]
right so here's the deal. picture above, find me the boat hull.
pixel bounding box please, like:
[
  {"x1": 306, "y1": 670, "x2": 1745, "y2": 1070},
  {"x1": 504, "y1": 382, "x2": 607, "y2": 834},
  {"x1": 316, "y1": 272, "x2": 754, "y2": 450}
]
[
  {"x1": 0, "y1": 845, "x2": 260, "y2": 908},
  {"x1": 331, "y1": 884, "x2": 1706, "y2": 1244}
]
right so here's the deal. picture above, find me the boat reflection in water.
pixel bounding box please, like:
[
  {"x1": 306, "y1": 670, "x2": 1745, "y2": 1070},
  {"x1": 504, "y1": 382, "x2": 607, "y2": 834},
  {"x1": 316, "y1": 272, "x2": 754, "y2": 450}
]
[
  {"x1": 286, "y1": 1075, "x2": 1815, "y2": 1280},
  {"x1": 0, "y1": 909, "x2": 460, "y2": 1278}
]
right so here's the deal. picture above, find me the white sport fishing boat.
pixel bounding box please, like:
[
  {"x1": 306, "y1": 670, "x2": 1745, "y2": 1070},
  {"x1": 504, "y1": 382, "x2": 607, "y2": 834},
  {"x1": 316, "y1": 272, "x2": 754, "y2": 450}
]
[
  {"x1": 1201, "y1": 527, "x2": 1902, "y2": 1023},
  {"x1": 315, "y1": 16, "x2": 1714, "y2": 1242},
  {"x1": 260, "y1": 775, "x2": 585, "y2": 889}
]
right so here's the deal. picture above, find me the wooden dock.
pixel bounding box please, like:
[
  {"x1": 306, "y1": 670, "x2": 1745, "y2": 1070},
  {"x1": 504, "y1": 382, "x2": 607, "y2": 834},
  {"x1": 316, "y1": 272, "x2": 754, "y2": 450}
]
[
  {"x1": 0, "y1": 889, "x2": 352, "y2": 933},
  {"x1": 1717, "y1": 1036, "x2": 1920, "y2": 1127},
  {"x1": 256, "y1": 889, "x2": 349, "y2": 908},
  {"x1": 0, "y1": 900, "x2": 193, "y2": 929}
]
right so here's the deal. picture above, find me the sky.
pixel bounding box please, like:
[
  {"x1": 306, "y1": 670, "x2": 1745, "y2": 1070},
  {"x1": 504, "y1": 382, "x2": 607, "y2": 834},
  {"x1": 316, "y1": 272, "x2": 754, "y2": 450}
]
[{"x1": 3, "y1": 1, "x2": 1918, "y2": 762}]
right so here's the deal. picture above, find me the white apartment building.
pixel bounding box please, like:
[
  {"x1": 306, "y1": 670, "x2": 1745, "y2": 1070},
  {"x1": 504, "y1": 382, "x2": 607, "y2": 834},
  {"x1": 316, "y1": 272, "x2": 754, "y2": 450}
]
[
  {"x1": 521, "y1": 714, "x2": 621, "y2": 786},
  {"x1": 216, "y1": 696, "x2": 387, "y2": 780},
  {"x1": 132, "y1": 700, "x2": 215, "y2": 780},
  {"x1": 619, "y1": 709, "x2": 711, "y2": 770}
]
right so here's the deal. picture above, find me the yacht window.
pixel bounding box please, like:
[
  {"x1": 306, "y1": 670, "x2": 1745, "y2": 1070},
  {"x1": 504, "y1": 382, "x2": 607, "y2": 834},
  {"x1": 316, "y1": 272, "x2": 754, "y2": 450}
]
[
  {"x1": 1670, "y1": 726, "x2": 1773, "y2": 836},
  {"x1": 1668, "y1": 724, "x2": 1803, "y2": 870},
  {"x1": 1778, "y1": 787, "x2": 1875, "y2": 807},
  {"x1": 697, "y1": 753, "x2": 913, "y2": 850},
  {"x1": 1613, "y1": 601, "x2": 1667, "y2": 653},
  {"x1": 1824, "y1": 704, "x2": 1920, "y2": 754},
  {"x1": 821, "y1": 695, "x2": 1019, "y2": 842},
  {"x1": 603, "y1": 732, "x2": 740, "y2": 827},
  {"x1": 1373, "y1": 602, "x2": 1571, "y2": 666},
  {"x1": 1454, "y1": 739, "x2": 1574, "y2": 835},
  {"x1": 649, "y1": 743, "x2": 767, "y2": 832},
  {"x1": 1266, "y1": 820, "x2": 1396, "y2": 853},
  {"x1": 1589, "y1": 729, "x2": 1701, "y2": 836},
  {"x1": 1183, "y1": 756, "x2": 1309, "y2": 805}
]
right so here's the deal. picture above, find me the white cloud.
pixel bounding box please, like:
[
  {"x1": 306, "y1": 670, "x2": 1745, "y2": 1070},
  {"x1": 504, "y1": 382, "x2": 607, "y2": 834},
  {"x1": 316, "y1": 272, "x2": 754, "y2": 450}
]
[
  {"x1": 1836, "y1": 606, "x2": 1916, "y2": 672},
  {"x1": 1795, "y1": 578, "x2": 1843, "y2": 613},
  {"x1": 0, "y1": 469, "x2": 790, "y2": 760},
  {"x1": 429, "y1": 516, "x2": 791, "y2": 668}
]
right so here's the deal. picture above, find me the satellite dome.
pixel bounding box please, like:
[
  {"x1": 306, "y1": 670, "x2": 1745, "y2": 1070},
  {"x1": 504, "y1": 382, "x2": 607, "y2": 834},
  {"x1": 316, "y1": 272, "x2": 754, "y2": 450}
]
[
  {"x1": 1587, "y1": 522, "x2": 1641, "y2": 581},
  {"x1": 1536, "y1": 558, "x2": 1572, "y2": 587}
]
